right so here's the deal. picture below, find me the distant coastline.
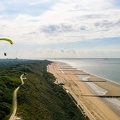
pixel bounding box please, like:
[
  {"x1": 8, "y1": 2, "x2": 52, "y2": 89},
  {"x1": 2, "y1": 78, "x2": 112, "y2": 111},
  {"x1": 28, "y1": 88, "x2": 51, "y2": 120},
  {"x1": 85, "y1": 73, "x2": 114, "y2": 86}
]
[
  {"x1": 52, "y1": 58, "x2": 120, "y2": 84},
  {"x1": 49, "y1": 61, "x2": 120, "y2": 119}
]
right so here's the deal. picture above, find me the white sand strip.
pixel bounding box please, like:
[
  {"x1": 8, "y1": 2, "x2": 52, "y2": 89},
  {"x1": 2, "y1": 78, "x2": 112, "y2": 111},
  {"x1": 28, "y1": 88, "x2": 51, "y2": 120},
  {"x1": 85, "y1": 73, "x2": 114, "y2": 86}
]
[
  {"x1": 78, "y1": 75, "x2": 107, "y2": 95},
  {"x1": 86, "y1": 82, "x2": 107, "y2": 95},
  {"x1": 103, "y1": 98, "x2": 120, "y2": 116},
  {"x1": 78, "y1": 75, "x2": 90, "y2": 81}
]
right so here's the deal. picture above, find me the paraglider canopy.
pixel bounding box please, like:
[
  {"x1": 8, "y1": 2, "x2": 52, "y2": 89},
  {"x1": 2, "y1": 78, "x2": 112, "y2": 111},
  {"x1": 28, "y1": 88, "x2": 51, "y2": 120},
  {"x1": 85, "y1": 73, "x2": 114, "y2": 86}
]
[
  {"x1": 0, "y1": 38, "x2": 13, "y2": 44},
  {"x1": 0, "y1": 37, "x2": 13, "y2": 57}
]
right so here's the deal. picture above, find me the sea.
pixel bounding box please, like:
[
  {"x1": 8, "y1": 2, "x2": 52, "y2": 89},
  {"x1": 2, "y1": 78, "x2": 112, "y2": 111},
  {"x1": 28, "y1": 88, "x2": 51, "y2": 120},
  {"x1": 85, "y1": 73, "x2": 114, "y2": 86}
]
[
  {"x1": 53, "y1": 58, "x2": 120, "y2": 85},
  {"x1": 51, "y1": 58, "x2": 120, "y2": 115}
]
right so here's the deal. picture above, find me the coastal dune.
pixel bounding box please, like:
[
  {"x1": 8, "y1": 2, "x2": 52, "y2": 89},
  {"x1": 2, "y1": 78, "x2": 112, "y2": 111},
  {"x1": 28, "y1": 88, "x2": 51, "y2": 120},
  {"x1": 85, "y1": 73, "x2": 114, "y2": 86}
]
[{"x1": 48, "y1": 62, "x2": 120, "y2": 120}]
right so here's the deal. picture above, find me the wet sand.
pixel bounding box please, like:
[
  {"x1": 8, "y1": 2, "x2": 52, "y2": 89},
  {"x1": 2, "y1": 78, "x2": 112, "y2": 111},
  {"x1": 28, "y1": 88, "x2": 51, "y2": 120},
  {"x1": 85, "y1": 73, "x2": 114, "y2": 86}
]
[{"x1": 48, "y1": 62, "x2": 120, "y2": 120}]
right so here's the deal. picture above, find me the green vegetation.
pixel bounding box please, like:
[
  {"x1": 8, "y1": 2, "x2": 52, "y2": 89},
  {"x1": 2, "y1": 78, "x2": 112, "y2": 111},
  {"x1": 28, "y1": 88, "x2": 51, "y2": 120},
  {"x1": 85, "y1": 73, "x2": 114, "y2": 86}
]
[
  {"x1": 0, "y1": 59, "x2": 24, "y2": 120},
  {"x1": 17, "y1": 60, "x2": 86, "y2": 120},
  {"x1": 0, "y1": 59, "x2": 86, "y2": 120}
]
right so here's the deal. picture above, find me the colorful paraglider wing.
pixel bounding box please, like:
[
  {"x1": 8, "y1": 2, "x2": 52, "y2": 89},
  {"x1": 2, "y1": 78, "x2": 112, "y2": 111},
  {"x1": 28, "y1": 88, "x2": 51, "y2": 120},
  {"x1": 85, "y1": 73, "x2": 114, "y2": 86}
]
[{"x1": 0, "y1": 38, "x2": 13, "y2": 44}]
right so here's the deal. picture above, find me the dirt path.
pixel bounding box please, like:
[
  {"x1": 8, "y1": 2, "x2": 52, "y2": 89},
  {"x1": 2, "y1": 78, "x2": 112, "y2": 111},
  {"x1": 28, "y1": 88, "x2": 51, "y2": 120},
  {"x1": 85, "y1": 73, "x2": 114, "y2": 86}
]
[
  {"x1": 48, "y1": 62, "x2": 120, "y2": 120},
  {"x1": 9, "y1": 74, "x2": 26, "y2": 120}
]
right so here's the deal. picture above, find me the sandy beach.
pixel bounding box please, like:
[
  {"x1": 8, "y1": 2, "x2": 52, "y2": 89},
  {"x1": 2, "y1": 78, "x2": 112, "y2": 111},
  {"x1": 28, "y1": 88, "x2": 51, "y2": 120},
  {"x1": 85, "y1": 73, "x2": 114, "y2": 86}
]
[{"x1": 48, "y1": 61, "x2": 120, "y2": 120}]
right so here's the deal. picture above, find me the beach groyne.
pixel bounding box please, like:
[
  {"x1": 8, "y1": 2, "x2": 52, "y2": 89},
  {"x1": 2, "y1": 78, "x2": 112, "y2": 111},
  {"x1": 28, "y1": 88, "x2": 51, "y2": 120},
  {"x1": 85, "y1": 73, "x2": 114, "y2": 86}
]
[{"x1": 48, "y1": 61, "x2": 120, "y2": 120}]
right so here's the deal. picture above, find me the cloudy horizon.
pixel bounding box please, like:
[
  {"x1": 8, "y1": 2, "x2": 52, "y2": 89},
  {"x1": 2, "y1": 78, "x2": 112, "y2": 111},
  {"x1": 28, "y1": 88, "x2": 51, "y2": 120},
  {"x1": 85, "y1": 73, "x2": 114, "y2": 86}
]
[{"x1": 0, "y1": 0, "x2": 120, "y2": 59}]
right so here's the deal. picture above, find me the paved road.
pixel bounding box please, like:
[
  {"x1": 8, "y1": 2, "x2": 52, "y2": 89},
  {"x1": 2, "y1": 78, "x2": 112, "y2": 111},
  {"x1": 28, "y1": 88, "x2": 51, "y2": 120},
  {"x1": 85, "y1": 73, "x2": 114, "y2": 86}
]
[{"x1": 9, "y1": 74, "x2": 26, "y2": 120}]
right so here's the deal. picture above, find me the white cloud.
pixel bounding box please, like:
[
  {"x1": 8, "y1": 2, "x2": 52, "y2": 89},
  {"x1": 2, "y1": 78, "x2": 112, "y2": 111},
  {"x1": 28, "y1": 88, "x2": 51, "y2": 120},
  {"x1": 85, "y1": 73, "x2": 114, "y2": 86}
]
[
  {"x1": 0, "y1": 0, "x2": 120, "y2": 58},
  {"x1": 0, "y1": 0, "x2": 120, "y2": 45},
  {"x1": 19, "y1": 47, "x2": 120, "y2": 59}
]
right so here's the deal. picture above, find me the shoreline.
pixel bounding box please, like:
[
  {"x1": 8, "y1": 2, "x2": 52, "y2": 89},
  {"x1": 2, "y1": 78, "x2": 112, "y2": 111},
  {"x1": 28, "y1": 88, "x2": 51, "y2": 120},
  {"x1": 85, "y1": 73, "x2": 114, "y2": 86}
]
[
  {"x1": 58, "y1": 60, "x2": 120, "y2": 95},
  {"x1": 58, "y1": 60, "x2": 120, "y2": 85},
  {"x1": 48, "y1": 61, "x2": 120, "y2": 120},
  {"x1": 56, "y1": 60, "x2": 120, "y2": 96},
  {"x1": 77, "y1": 68, "x2": 120, "y2": 86}
]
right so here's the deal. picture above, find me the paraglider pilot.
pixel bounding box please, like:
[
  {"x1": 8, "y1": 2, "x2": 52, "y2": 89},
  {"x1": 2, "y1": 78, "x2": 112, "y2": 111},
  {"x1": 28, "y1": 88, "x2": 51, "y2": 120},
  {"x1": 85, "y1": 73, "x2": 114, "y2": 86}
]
[{"x1": 4, "y1": 53, "x2": 7, "y2": 56}]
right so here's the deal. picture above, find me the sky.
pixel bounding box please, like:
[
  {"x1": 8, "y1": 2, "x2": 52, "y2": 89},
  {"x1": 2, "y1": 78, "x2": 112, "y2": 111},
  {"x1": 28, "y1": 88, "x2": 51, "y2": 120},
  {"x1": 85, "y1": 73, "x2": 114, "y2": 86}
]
[{"x1": 0, "y1": 0, "x2": 120, "y2": 59}]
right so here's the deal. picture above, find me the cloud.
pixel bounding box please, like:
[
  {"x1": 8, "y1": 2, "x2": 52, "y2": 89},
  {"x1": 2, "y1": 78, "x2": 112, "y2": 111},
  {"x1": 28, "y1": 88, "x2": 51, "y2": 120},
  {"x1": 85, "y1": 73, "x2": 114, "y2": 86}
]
[
  {"x1": 94, "y1": 19, "x2": 120, "y2": 28},
  {"x1": 83, "y1": 14, "x2": 108, "y2": 19},
  {"x1": 61, "y1": 49, "x2": 64, "y2": 52},
  {"x1": 33, "y1": 0, "x2": 119, "y2": 43},
  {"x1": 29, "y1": 46, "x2": 120, "y2": 58},
  {"x1": 41, "y1": 25, "x2": 60, "y2": 33},
  {"x1": 0, "y1": 0, "x2": 120, "y2": 44},
  {"x1": 40, "y1": 24, "x2": 74, "y2": 33},
  {"x1": 67, "y1": 50, "x2": 76, "y2": 54},
  {"x1": 0, "y1": 0, "x2": 120, "y2": 56},
  {"x1": 80, "y1": 26, "x2": 87, "y2": 31}
]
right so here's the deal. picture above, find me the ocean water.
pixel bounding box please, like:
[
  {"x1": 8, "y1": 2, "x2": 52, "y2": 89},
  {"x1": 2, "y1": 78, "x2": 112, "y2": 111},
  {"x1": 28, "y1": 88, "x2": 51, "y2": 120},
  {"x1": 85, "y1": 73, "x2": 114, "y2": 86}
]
[{"x1": 58, "y1": 58, "x2": 120, "y2": 84}]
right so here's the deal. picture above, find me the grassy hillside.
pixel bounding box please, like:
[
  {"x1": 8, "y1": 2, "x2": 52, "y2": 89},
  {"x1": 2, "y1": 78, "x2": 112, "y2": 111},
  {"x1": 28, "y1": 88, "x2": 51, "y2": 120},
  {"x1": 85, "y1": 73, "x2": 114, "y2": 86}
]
[
  {"x1": 0, "y1": 59, "x2": 27, "y2": 120},
  {"x1": 0, "y1": 59, "x2": 87, "y2": 120},
  {"x1": 17, "y1": 60, "x2": 86, "y2": 120}
]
